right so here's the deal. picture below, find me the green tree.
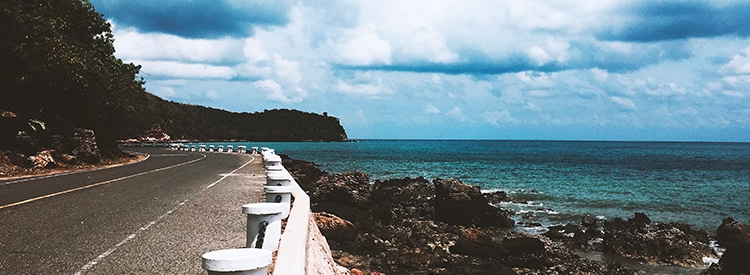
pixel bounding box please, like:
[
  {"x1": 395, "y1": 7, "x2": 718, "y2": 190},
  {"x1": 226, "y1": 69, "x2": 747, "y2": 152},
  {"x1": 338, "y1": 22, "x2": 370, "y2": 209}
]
[{"x1": 0, "y1": 0, "x2": 148, "y2": 156}]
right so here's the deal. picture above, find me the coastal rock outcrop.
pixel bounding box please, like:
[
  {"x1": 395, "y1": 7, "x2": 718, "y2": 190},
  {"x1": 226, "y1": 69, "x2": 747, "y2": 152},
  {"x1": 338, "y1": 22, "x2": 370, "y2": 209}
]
[
  {"x1": 370, "y1": 177, "x2": 435, "y2": 224},
  {"x1": 280, "y1": 154, "x2": 328, "y2": 192},
  {"x1": 286, "y1": 157, "x2": 621, "y2": 274},
  {"x1": 603, "y1": 212, "x2": 715, "y2": 266},
  {"x1": 701, "y1": 217, "x2": 750, "y2": 274},
  {"x1": 434, "y1": 178, "x2": 515, "y2": 228}
]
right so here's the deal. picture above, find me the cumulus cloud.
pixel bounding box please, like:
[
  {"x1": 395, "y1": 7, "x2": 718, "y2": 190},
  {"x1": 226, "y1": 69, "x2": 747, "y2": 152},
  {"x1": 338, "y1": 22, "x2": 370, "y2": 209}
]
[
  {"x1": 93, "y1": 0, "x2": 750, "y2": 141},
  {"x1": 111, "y1": 26, "x2": 246, "y2": 65},
  {"x1": 720, "y1": 47, "x2": 750, "y2": 75},
  {"x1": 253, "y1": 79, "x2": 306, "y2": 103},
  {"x1": 91, "y1": 0, "x2": 294, "y2": 38},
  {"x1": 336, "y1": 32, "x2": 392, "y2": 66}
]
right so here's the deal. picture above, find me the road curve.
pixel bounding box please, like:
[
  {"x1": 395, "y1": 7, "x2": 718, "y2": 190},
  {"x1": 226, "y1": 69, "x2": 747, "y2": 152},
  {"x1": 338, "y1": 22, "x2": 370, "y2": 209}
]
[{"x1": 0, "y1": 147, "x2": 266, "y2": 274}]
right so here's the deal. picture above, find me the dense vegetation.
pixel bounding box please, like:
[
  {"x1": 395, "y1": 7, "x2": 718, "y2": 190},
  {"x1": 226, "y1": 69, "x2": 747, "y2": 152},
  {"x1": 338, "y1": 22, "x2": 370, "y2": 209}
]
[{"x1": 0, "y1": 0, "x2": 347, "y2": 159}]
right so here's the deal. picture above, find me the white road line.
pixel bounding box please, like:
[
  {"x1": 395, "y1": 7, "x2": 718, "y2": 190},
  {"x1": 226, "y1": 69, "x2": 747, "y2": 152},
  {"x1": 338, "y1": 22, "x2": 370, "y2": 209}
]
[
  {"x1": 74, "y1": 156, "x2": 256, "y2": 275},
  {"x1": 0, "y1": 155, "x2": 204, "y2": 210}
]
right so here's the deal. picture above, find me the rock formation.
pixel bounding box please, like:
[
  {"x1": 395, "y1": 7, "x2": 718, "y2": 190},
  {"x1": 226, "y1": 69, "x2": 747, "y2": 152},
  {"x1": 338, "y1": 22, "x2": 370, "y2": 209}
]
[
  {"x1": 602, "y1": 212, "x2": 716, "y2": 266},
  {"x1": 701, "y1": 217, "x2": 750, "y2": 274},
  {"x1": 284, "y1": 156, "x2": 642, "y2": 274}
]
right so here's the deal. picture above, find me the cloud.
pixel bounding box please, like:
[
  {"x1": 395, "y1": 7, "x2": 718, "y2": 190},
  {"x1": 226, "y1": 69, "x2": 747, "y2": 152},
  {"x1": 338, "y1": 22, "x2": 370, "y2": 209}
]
[
  {"x1": 424, "y1": 105, "x2": 441, "y2": 114},
  {"x1": 336, "y1": 32, "x2": 392, "y2": 65},
  {"x1": 95, "y1": 0, "x2": 750, "y2": 141},
  {"x1": 253, "y1": 79, "x2": 306, "y2": 103},
  {"x1": 111, "y1": 26, "x2": 246, "y2": 65},
  {"x1": 134, "y1": 60, "x2": 236, "y2": 79},
  {"x1": 720, "y1": 47, "x2": 750, "y2": 75},
  {"x1": 610, "y1": 96, "x2": 636, "y2": 110},
  {"x1": 91, "y1": 0, "x2": 294, "y2": 38},
  {"x1": 598, "y1": 1, "x2": 750, "y2": 42},
  {"x1": 483, "y1": 110, "x2": 517, "y2": 126},
  {"x1": 445, "y1": 107, "x2": 466, "y2": 121}
]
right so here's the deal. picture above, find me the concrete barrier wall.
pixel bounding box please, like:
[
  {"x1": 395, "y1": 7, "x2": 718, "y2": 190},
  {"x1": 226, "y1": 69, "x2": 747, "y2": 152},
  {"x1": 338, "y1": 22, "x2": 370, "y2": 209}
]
[
  {"x1": 192, "y1": 144, "x2": 344, "y2": 274},
  {"x1": 273, "y1": 180, "x2": 309, "y2": 274}
]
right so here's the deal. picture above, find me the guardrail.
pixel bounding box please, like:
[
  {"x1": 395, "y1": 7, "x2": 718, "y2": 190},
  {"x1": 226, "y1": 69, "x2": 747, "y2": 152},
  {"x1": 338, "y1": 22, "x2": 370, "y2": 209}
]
[{"x1": 192, "y1": 145, "x2": 332, "y2": 275}]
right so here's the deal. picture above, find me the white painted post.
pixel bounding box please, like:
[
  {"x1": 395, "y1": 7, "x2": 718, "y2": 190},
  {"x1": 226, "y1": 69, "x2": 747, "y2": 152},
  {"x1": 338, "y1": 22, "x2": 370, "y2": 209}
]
[
  {"x1": 209, "y1": 145, "x2": 215, "y2": 152},
  {"x1": 237, "y1": 146, "x2": 247, "y2": 154},
  {"x1": 218, "y1": 146, "x2": 224, "y2": 152},
  {"x1": 265, "y1": 154, "x2": 283, "y2": 171},
  {"x1": 199, "y1": 145, "x2": 207, "y2": 152},
  {"x1": 266, "y1": 171, "x2": 292, "y2": 186},
  {"x1": 227, "y1": 145, "x2": 233, "y2": 153},
  {"x1": 242, "y1": 203, "x2": 286, "y2": 251},
  {"x1": 251, "y1": 147, "x2": 259, "y2": 154},
  {"x1": 201, "y1": 248, "x2": 272, "y2": 275},
  {"x1": 263, "y1": 185, "x2": 294, "y2": 218}
]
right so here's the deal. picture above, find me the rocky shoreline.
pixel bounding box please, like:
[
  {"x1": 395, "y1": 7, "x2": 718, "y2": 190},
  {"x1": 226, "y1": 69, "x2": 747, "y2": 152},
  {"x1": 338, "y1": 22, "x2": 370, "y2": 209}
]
[{"x1": 281, "y1": 155, "x2": 749, "y2": 274}]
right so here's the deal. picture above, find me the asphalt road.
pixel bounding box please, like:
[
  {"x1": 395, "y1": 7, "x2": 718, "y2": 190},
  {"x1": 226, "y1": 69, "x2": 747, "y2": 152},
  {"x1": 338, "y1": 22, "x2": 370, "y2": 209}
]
[{"x1": 0, "y1": 147, "x2": 266, "y2": 274}]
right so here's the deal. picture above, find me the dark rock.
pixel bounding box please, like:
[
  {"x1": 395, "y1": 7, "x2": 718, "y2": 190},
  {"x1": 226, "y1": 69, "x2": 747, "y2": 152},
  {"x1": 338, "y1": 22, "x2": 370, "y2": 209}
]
[
  {"x1": 308, "y1": 171, "x2": 371, "y2": 224},
  {"x1": 370, "y1": 177, "x2": 435, "y2": 224},
  {"x1": 450, "y1": 228, "x2": 507, "y2": 258},
  {"x1": 702, "y1": 217, "x2": 750, "y2": 275},
  {"x1": 502, "y1": 232, "x2": 605, "y2": 273},
  {"x1": 279, "y1": 154, "x2": 328, "y2": 192},
  {"x1": 290, "y1": 161, "x2": 612, "y2": 274},
  {"x1": 605, "y1": 262, "x2": 646, "y2": 275},
  {"x1": 603, "y1": 212, "x2": 715, "y2": 266},
  {"x1": 582, "y1": 214, "x2": 599, "y2": 228},
  {"x1": 310, "y1": 171, "x2": 371, "y2": 208},
  {"x1": 433, "y1": 178, "x2": 515, "y2": 228},
  {"x1": 485, "y1": 190, "x2": 512, "y2": 204},
  {"x1": 631, "y1": 212, "x2": 651, "y2": 226}
]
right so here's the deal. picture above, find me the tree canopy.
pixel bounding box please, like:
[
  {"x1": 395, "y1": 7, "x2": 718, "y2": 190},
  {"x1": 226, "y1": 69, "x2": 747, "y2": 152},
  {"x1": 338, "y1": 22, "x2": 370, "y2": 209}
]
[
  {"x1": 1, "y1": 0, "x2": 146, "y2": 155},
  {"x1": 1, "y1": 0, "x2": 347, "y2": 158}
]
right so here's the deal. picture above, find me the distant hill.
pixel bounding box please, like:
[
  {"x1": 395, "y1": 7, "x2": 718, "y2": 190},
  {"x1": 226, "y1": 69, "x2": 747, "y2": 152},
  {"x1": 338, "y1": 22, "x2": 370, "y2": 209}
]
[
  {"x1": 121, "y1": 92, "x2": 348, "y2": 142},
  {"x1": 0, "y1": 0, "x2": 347, "y2": 162}
]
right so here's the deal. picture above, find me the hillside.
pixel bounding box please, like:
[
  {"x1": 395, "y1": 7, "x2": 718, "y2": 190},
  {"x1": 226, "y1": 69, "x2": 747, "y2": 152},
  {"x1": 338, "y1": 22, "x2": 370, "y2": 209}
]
[
  {"x1": 121, "y1": 92, "x2": 348, "y2": 142},
  {"x1": 0, "y1": 0, "x2": 347, "y2": 173}
]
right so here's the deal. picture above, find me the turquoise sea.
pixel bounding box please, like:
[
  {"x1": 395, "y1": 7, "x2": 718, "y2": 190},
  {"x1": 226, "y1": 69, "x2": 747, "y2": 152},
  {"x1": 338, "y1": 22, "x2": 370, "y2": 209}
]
[{"x1": 200, "y1": 140, "x2": 749, "y2": 232}]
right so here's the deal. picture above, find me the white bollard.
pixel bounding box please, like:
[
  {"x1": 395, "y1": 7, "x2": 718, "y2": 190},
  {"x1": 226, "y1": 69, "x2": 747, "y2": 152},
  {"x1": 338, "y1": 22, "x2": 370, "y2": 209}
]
[
  {"x1": 265, "y1": 154, "x2": 283, "y2": 170},
  {"x1": 199, "y1": 145, "x2": 207, "y2": 152},
  {"x1": 251, "y1": 147, "x2": 258, "y2": 154},
  {"x1": 266, "y1": 171, "x2": 292, "y2": 186},
  {"x1": 227, "y1": 145, "x2": 233, "y2": 153},
  {"x1": 237, "y1": 146, "x2": 247, "y2": 154},
  {"x1": 218, "y1": 146, "x2": 224, "y2": 152},
  {"x1": 201, "y1": 248, "x2": 271, "y2": 275},
  {"x1": 242, "y1": 203, "x2": 286, "y2": 251},
  {"x1": 263, "y1": 185, "x2": 294, "y2": 218}
]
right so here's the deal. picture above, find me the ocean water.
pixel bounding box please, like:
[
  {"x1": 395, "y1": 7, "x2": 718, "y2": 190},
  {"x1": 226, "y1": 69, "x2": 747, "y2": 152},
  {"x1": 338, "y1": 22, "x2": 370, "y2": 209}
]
[{"x1": 203, "y1": 140, "x2": 749, "y2": 232}]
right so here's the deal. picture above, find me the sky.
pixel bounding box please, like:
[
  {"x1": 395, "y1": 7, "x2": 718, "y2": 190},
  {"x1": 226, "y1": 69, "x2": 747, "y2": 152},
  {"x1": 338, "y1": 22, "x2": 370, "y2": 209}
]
[{"x1": 89, "y1": 0, "x2": 750, "y2": 141}]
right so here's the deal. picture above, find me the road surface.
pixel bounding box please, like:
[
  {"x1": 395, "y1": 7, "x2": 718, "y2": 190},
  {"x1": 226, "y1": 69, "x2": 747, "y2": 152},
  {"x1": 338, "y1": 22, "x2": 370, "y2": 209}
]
[{"x1": 0, "y1": 147, "x2": 266, "y2": 274}]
